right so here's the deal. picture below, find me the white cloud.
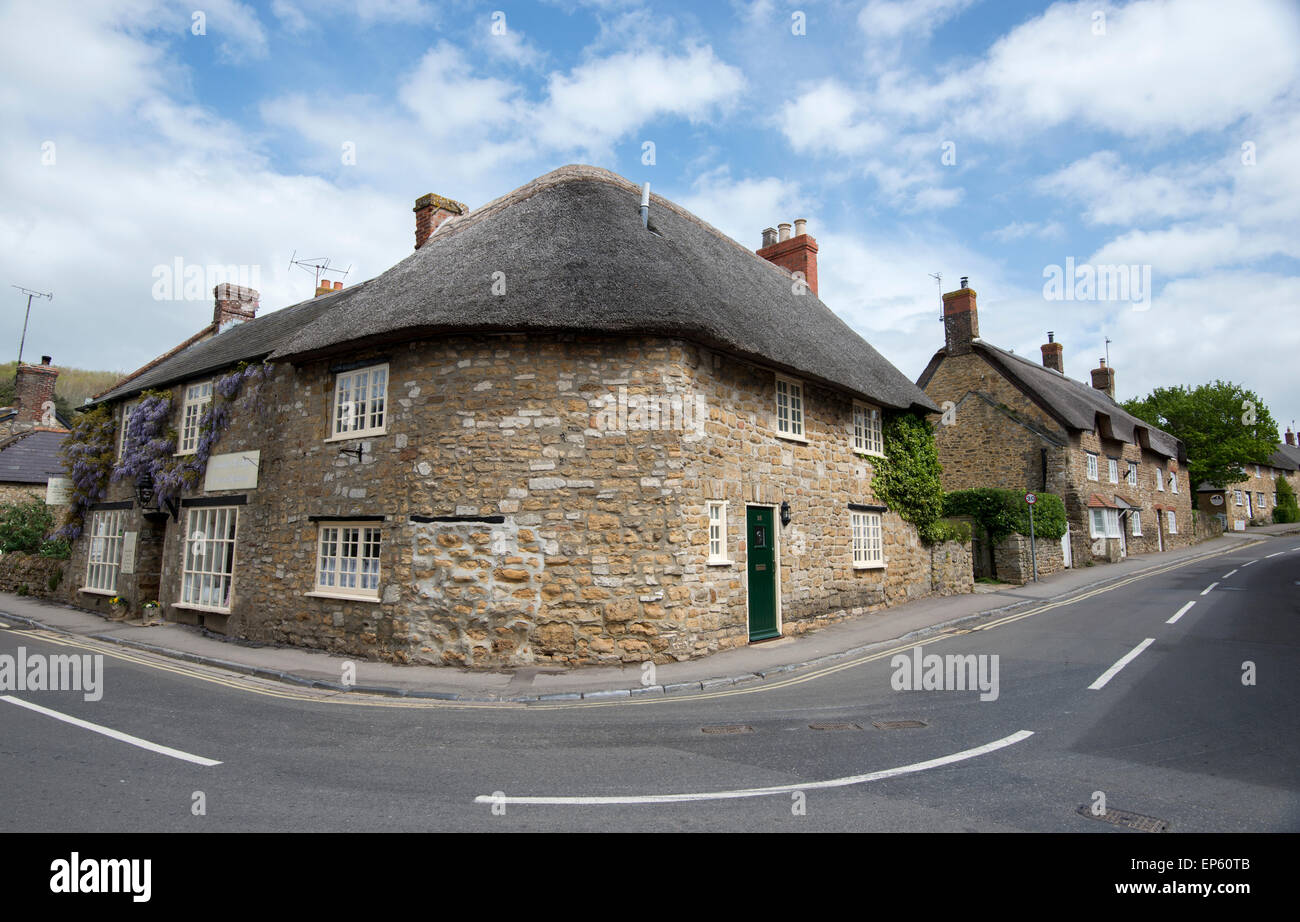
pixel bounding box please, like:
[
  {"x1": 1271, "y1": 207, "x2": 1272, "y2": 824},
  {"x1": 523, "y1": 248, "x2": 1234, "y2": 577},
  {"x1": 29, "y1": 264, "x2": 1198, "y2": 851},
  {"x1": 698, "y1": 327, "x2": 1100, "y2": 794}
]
[
  {"x1": 201, "y1": 0, "x2": 270, "y2": 61},
  {"x1": 1088, "y1": 223, "x2": 1293, "y2": 277},
  {"x1": 991, "y1": 220, "x2": 1065, "y2": 242},
  {"x1": 858, "y1": 0, "x2": 978, "y2": 40},
  {"x1": 777, "y1": 81, "x2": 888, "y2": 156},
  {"x1": 676, "y1": 169, "x2": 808, "y2": 250},
  {"x1": 1037, "y1": 151, "x2": 1228, "y2": 225}
]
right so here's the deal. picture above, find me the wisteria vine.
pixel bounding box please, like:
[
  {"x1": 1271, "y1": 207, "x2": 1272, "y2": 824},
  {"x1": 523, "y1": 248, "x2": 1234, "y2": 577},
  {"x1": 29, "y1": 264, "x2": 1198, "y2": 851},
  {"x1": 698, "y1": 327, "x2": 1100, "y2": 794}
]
[{"x1": 55, "y1": 405, "x2": 116, "y2": 540}]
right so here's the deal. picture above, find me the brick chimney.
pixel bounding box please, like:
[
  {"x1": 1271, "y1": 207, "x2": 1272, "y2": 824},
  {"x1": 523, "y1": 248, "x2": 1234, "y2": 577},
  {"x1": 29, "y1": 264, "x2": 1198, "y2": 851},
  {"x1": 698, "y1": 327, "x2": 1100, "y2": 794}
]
[
  {"x1": 757, "y1": 218, "x2": 818, "y2": 295},
  {"x1": 14, "y1": 355, "x2": 59, "y2": 426},
  {"x1": 414, "y1": 192, "x2": 468, "y2": 249},
  {"x1": 942, "y1": 279, "x2": 978, "y2": 355},
  {"x1": 1041, "y1": 331, "x2": 1064, "y2": 373},
  {"x1": 1286, "y1": 427, "x2": 1295, "y2": 446},
  {"x1": 315, "y1": 280, "x2": 343, "y2": 298},
  {"x1": 213, "y1": 283, "x2": 259, "y2": 332},
  {"x1": 1091, "y1": 358, "x2": 1115, "y2": 398}
]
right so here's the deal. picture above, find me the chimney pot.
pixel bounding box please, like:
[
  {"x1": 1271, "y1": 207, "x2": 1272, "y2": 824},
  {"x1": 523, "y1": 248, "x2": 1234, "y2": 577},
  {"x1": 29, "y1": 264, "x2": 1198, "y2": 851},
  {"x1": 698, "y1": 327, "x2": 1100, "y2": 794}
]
[
  {"x1": 333, "y1": 280, "x2": 343, "y2": 290},
  {"x1": 960, "y1": 276, "x2": 969, "y2": 288},
  {"x1": 757, "y1": 221, "x2": 820, "y2": 296},
  {"x1": 1286, "y1": 427, "x2": 1295, "y2": 446},
  {"x1": 778, "y1": 222, "x2": 792, "y2": 242},
  {"x1": 794, "y1": 218, "x2": 807, "y2": 237},
  {"x1": 40, "y1": 355, "x2": 51, "y2": 365},
  {"x1": 761, "y1": 227, "x2": 778, "y2": 247}
]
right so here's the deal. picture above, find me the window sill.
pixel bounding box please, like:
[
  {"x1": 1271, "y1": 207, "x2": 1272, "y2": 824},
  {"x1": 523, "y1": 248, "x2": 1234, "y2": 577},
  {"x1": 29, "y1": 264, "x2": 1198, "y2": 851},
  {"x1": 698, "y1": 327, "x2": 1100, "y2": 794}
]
[
  {"x1": 853, "y1": 449, "x2": 886, "y2": 460},
  {"x1": 173, "y1": 601, "x2": 232, "y2": 615},
  {"x1": 305, "y1": 590, "x2": 383, "y2": 604},
  {"x1": 174, "y1": 450, "x2": 197, "y2": 458},
  {"x1": 706, "y1": 559, "x2": 732, "y2": 567},
  {"x1": 79, "y1": 587, "x2": 117, "y2": 597},
  {"x1": 775, "y1": 432, "x2": 808, "y2": 444},
  {"x1": 324, "y1": 430, "x2": 386, "y2": 444},
  {"x1": 852, "y1": 562, "x2": 885, "y2": 570}
]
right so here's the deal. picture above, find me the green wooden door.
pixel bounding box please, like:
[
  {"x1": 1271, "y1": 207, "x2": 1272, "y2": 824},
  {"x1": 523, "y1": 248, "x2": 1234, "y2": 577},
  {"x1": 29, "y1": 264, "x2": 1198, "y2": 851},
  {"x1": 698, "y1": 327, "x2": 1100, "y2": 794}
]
[{"x1": 747, "y1": 506, "x2": 779, "y2": 641}]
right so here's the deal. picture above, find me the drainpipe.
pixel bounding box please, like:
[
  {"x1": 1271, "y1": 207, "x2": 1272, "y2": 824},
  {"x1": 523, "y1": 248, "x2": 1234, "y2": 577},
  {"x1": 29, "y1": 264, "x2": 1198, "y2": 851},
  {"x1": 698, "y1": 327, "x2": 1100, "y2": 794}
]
[{"x1": 640, "y1": 183, "x2": 650, "y2": 228}]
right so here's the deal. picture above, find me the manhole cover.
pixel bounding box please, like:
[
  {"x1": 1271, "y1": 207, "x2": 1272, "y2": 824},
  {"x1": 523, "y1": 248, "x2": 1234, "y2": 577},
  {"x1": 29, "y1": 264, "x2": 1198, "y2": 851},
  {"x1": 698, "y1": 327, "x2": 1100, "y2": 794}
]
[
  {"x1": 809, "y1": 722, "x2": 862, "y2": 731},
  {"x1": 873, "y1": 719, "x2": 928, "y2": 730},
  {"x1": 701, "y1": 725, "x2": 753, "y2": 734},
  {"x1": 1075, "y1": 804, "x2": 1169, "y2": 832}
]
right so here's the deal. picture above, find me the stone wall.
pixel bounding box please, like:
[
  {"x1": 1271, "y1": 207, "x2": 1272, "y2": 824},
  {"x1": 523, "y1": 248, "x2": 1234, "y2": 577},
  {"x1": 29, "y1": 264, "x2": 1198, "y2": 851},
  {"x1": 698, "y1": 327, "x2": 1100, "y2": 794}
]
[
  {"x1": 0, "y1": 483, "x2": 48, "y2": 505},
  {"x1": 993, "y1": 533, "x2": 1064, "y2": 584},
  {"x1": 60, "y1": 333, "x2": 975, "y2": 668},
  {"x1": 0, "y1": 552, "x2": 66, "y2": 597}
]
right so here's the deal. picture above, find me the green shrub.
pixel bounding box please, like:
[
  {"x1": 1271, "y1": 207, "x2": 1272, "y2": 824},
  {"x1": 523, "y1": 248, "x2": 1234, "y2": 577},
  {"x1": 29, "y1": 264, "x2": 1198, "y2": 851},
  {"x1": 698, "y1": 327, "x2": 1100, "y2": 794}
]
[
  {"x1": 927, "y1": 518, "x2": 972, "y2": 543},
  {"x1": 47, "y1": 568, "x2": 63, "y2": 592},
  {"x1": 1274, "y1": 477, "x2": 1300, "y2": 524},
  {"x1": 0, "y1": 499, "x2": 56, "y2": 554},
  {"x1": 39, "y1": 537, "x2": 71, "y2": 559},
  {"x1": 942, "y1": 488, "x2": 1067, "y2": 542}
]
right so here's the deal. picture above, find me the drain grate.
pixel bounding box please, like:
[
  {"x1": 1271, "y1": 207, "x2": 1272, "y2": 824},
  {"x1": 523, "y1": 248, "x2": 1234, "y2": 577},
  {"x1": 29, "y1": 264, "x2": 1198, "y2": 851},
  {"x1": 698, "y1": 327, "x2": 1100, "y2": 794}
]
[
  {"x1": 1075, "y1": 804, "x2": 1169, "y2": 832},
  {"x1": 700, "y1": 725, "x2": 754, "y2": 735},
  {"x1": 809, "y1": 722, "x2": 862, "y2": 731},
  {"x1": 872, "y1": 719, "x2": 928, "y2": 730}
]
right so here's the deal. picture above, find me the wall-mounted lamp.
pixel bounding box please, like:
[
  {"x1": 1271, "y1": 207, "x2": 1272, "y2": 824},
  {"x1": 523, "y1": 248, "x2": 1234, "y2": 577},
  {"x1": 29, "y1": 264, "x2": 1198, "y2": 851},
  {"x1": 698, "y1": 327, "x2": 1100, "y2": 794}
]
[
  {"x1": 134, "y1": 474, "x2": 154, "y2": 509},
  {"x1": 338, "y1": 446, "x2": 364, "y2": 461},
  {"x1": 780, "y1": 501, "x2": 791, "y2": 527}
]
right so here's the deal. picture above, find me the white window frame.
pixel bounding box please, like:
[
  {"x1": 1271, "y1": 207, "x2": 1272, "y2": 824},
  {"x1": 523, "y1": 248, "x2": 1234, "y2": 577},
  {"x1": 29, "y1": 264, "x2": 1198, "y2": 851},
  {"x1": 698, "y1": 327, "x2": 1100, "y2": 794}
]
[
  {"x1": 83, "y1": 509, "x2": 126, "y2": 595},
  {"x1": 328, "y1": 363, "x2": 389, "y2": 441},
  {"x1": 310, "y1": 521, "x2": 383, "y2": 601},
  {"x1": 1234, "y1": 490, "x2": 1243, "y2": 506},
  {"x1": 774, "y1": 375, "x2": 805, "y2": 441},
  {"x1": 1086, "y1": 452, "x2": 1099, "y2": 481},
  {"x1": 178, "y1": 506, "x2": 238, "y2": 613},
  {"x1": 1155, "y1": 465, "x2": 1164, "y2": 491},
  {"x1": 851, "y1": 510, "x2": 884, "y2": 569},
  {"x1": 1107, "y1": 458, "x2": 1119, "y2": 484},
  {"x1": 1089, "y1": 507, "x2": 1120, "y2": 539},
  {"x1": 177, "y1": 380, "x2": 213, "y2": 455},
  {"x1": 852, "y1": 401, "x2": 884, "y2": 457},
  {"x1": 1130, "y1": 510, "x2": 1142, "y2": 536},
  {"x1": 1257, "y1": 492, "x2": 1266, "y2": 509},
  {"x1": 1166, "y1": 510, "x2": 1177, "y2": 534},
  {"x1": 1169, "y1": 470, "x2": 1179, "y2": 494},
  {"x1": 118, "y1": 401, "x2": 138, "y2": 460},
  {"x1": 1255, "y1": 465, "x2": 1261, "y2": 478},
  {"x1": 707, "y1": 501, "x2": 730, "y2": 565},
  {"x1": 1126, "y1": 462, "x2": 1138, "y2": 487}
]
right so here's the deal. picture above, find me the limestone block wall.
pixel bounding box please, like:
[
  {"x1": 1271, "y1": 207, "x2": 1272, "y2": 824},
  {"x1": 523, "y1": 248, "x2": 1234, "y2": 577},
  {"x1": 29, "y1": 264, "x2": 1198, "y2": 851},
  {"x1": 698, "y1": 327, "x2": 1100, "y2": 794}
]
[{"x1": 993, "y1": 533, "x2": 1064, "y2": 584}]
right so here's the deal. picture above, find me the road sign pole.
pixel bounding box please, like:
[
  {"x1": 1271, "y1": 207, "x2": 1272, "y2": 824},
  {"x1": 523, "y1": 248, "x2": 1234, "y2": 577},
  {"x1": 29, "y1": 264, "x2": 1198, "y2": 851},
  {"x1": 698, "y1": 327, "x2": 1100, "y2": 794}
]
[{"x1": 1028, "y1": 503, "x2": 1038, "y2": 582}]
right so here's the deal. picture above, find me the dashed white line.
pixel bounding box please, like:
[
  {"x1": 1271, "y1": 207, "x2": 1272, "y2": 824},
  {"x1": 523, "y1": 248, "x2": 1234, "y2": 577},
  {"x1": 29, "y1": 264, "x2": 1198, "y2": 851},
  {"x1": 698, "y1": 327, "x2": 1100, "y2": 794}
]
[
  {"x1": 473, "y1": 730, "x2": 1035, "y2": 805},
  {"x1": 1242, "y1": 560, "x2": 1257, "y2": 567},
  {"x1": 1, "y1": 695, "x2": 222, "y2": 766},
  {"x1": 1266, "y1": 552, "x2": 1283, "y2": 559},
  {"x1": 1221, "y1": 569, "x2": 1238, "y2": 579},
  {"x1": 1201, "y1": 582, "x2": 1219, "y2": 596},
  {"x1": 1088, "y1": 639, "x2": 1156, "y2": 691},
  {"x1": 1167, "y1": 601, "x2": 1196, "y2": 624}
]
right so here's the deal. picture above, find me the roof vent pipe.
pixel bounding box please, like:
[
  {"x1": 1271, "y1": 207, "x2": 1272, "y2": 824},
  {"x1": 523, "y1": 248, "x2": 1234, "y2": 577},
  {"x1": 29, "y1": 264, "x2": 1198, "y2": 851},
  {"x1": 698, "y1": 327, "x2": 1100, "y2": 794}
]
[{"x1": 640, "y1": 182, "x2": 650, "y2": 228}]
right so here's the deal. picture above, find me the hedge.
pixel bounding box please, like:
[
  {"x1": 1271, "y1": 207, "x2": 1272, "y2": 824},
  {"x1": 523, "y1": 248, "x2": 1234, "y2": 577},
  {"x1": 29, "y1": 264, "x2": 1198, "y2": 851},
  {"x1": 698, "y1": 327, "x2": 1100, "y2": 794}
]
[{"x1": 942, "y1": 488, "x2": 1067, "y2": 542}]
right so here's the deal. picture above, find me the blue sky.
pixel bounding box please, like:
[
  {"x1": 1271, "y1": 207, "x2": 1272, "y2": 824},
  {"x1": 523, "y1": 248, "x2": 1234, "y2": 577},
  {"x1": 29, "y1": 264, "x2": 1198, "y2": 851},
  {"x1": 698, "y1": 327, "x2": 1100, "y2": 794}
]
[{"x1": 2, "y1": 0, "x2": 1297, "y2": 431}]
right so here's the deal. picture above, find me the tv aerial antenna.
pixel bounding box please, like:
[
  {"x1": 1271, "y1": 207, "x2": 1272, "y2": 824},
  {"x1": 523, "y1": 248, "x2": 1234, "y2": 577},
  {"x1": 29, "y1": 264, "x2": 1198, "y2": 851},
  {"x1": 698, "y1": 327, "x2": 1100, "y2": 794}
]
[
  {"x1": 929, "y1": 272, "x2": 943, "y2": 321},
  {"x1": 11, "y1": 284, "x2": 52, "y2": 365},
  {"x1": 1104, "y1": 335, "x2": 1112, "y2": 366},
  {"x1": 288, "y1": 251, "x2": 351, "y2": 289}
]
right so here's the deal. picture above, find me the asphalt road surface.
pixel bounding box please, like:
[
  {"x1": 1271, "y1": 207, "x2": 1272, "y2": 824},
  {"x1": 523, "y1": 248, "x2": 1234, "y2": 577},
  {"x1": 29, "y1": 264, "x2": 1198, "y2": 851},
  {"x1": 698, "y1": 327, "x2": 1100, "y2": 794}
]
[{"x1": 3, "y1": 538, "x2": 1297, "y2": 832}]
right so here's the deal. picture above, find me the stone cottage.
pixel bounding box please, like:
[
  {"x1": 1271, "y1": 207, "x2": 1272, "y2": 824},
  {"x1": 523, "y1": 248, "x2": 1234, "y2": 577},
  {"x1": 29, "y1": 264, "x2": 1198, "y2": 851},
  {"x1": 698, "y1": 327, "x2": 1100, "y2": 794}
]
[
  {"x1": 1196, "y1": 430, "x2": 1300, "y2": 530},
  {"x1": 0, "y1": 357, "x2": 69, "y2": 505},
  {"x1": 918, "y1": 282, "x2": 1197, "y2": 567},
  {"x1": 60, "y1": 164, "x2": 969, "y2": 668}
]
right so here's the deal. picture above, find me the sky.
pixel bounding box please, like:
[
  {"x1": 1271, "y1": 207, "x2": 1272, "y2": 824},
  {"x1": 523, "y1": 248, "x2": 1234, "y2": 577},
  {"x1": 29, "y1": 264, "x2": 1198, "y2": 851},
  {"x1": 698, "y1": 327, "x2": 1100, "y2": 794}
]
[{"x1": 1, "y1": 0, "x2": 1297, "y2": 432}]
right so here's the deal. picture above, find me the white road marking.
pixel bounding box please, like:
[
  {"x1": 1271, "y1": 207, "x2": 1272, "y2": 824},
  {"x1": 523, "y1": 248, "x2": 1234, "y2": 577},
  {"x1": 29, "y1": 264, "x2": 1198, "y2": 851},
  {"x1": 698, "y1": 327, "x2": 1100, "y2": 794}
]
[
  {"x1": 1, "y1": 695, "x2": 222, "y2": 767},
  {"x1": 1088, "y1": 639, "x2": 1156, "y2": 691},
  {"x1": 1200, "y1": 582, "x2": 1219, "y2": 595},
  {"x1": 1266, "y1": 552, "x2": 1283, "y2": 559},
  {"x1": 473, "y1": 730, "x2": 1035, "y2": 805},
  {"x1": 1221, "y1": 569, "x2": 1238, "y2": 579},
  {"x1": 0, "y1": 620, "x2": 10, "y2": 628},
  {"x1": 1242, "y1": 560, "x2": 1257, "y2": 567},
  {"x1": 1167, "y1": 601, "x2": 1196, "y2": 624}
]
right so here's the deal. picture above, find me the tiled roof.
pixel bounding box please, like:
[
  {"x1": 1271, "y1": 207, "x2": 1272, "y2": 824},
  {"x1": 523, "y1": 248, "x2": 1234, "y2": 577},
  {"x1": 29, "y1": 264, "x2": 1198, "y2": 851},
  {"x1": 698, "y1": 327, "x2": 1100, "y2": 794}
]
[{"x1": 0, "y1": 429, "x2": 68, "y2": 484}]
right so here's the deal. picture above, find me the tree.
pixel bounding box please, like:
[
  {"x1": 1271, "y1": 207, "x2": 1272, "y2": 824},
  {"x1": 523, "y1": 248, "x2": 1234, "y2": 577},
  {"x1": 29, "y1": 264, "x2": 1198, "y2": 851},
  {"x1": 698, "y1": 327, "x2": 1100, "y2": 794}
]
[
  {"x1": 1275, "y1": 477, "x2": 1300, "y2": 524},
  {"x1": 1122, "y1": 381, "x2": 1279, "y2": 489}
]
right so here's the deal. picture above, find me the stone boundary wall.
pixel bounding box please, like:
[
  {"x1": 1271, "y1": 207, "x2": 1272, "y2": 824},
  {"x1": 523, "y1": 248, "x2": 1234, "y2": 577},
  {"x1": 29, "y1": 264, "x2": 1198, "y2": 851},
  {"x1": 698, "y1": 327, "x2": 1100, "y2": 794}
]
[
  {"x1": 0, "y1": 552, "x2": 66, "y2": 597},
  {"x1": 993, "y1": 533, "x2": 1064, "y2": 584}
]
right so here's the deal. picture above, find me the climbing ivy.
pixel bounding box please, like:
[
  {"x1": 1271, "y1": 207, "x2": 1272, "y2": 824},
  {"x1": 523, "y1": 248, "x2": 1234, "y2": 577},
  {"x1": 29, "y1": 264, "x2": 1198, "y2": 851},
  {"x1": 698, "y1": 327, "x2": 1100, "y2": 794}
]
[
  {"x1": 871, "y1": 411, "x2": 950, "y2": 544},
  {"x1": 942, "y1": 488, "x2": 1067, "y2": 542},
  {"x1": 55, "y1": 404, "x2": 116, "y2": 540}
]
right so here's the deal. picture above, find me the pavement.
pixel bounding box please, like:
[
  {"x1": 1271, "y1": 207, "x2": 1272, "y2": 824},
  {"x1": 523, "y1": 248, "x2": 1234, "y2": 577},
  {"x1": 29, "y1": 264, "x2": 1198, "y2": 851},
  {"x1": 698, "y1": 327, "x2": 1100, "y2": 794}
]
[{"x1": 1, "y1": 524, "x2": 1292, "y2": 703}]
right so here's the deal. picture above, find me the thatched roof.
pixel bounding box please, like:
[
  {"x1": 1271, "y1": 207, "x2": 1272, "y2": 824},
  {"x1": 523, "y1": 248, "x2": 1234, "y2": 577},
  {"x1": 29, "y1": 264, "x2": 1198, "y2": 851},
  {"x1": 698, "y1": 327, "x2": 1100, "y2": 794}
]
[
  {"x1": 920, "y1": 340, "x2": 1184, "y2": 461},
  {"x1": 96, "y1": 164, "x2": 936, "y2": 413}
]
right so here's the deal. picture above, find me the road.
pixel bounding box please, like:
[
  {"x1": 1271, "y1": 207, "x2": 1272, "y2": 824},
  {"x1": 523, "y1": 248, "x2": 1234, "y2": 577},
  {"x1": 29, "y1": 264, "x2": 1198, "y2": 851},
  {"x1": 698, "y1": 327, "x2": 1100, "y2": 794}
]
[{"x1": 2, "y1": 538, "x2": 1297, "y2": 832}]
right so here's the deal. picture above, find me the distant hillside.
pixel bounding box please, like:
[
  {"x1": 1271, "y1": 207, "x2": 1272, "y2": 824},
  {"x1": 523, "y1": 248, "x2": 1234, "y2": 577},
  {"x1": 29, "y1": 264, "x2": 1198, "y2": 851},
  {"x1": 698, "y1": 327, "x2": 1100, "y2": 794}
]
[{"x1": 0, "y1": 360, "x2": 125, "y2": 416}]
